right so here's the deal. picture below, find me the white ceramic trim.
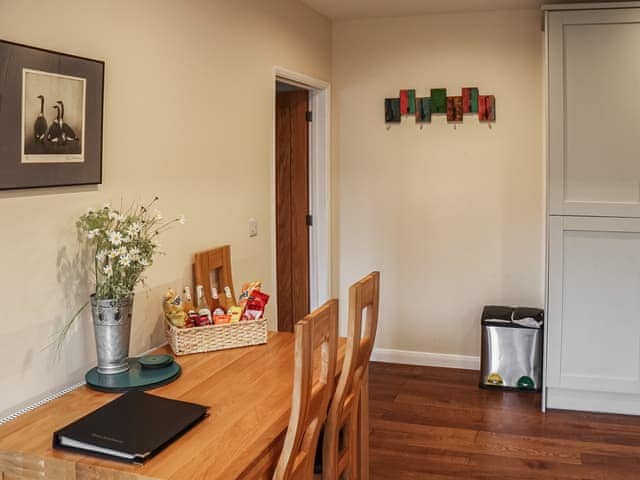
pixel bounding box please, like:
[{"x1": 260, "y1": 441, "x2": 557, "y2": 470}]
[
  {"x1": 371, "y1": 348, "x2": 480, "y2": 371},
  {"x1": 0, "y1": 342, "x2": 168, "y2": 425}
]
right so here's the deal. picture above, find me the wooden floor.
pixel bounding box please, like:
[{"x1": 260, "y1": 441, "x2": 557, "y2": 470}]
[{"x1": 368, "y1": 362, "x2": 640, "y2": 479}]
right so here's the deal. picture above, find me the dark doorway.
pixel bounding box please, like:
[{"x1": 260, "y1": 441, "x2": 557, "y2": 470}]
[{"x1": 275, "y1": 82, "x2": 310, "y2": 332}]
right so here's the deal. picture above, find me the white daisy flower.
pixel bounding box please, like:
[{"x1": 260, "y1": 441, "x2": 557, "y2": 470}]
[
  {"x1": 126, "y1": 222, "x2": 142, "y2": 237},
  {"x1": 103, "y1": 264, "x2": 113, "y2": 277},
  {"x1": 108, "y1": 211, "x2": 119, "y2": 221},
  {"x1": 108, "y1": 231, "x2": 123, "y2": 246},
  {"x1": 87, "y1": 207, "x2": 96, "y2": 215},
  {"x1": 129, "y1": 247, "x2": 141, "y2": 260},
  {"x1": 96, "y1": 250, "x2": 107, "y2": 263},
  {"x1": 119, "y1": 254, "x2": 132, "y2": 267},
  {"x1": 153, "y1": 209, "x2": 163, "y2": 220},
  {"x1": 87, "y1": 229, "x2": 100, "y2": 240},
  {"x1": 140, "y1": 257, "x2": 151, "y2": 267},
  {"x1": 103, "y1": 203, "x2": 111, "y2": 210},
  {"x1": 178, "y1": 214, "x2": 186, "y2": 225},
  {"x1": 108, "y1": 249, "x2": 119, "y2": 259}
]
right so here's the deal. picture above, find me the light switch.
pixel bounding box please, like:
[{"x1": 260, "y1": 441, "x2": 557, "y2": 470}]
[{"x1": 248, "y1": 218, "x2": 258, "y2": 237}]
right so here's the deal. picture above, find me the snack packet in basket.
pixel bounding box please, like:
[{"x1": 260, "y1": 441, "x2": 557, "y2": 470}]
[{"x1": 163, "y1": 289, "x2": 187, "y2": 328}]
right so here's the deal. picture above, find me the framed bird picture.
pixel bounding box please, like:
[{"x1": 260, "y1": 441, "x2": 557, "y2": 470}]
[{"x1": 0, "y1": 39, "x2": 104, "y2": 190}]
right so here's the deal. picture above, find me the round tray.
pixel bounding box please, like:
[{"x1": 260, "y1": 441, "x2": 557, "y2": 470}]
[{"x1": 85, "y1": 357, "x2": 181, "y2": 393}]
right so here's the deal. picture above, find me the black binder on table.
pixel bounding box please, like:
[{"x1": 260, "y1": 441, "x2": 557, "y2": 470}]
[{"x1": 53, "y1": 390, "x2": 208, "y2": 464}]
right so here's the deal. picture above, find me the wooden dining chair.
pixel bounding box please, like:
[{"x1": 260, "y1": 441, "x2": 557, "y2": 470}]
[
  {"x1": 323, "y1": 271, "x2": 380, "y2": 480},
  {"x1": 274, "y1": 299, "x2": 339, "y2": 480}
]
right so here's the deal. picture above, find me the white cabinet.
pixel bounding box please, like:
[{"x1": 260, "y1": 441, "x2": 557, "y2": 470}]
[
  {"x1": 548, "y1": 8, "x2": 640, "y2": 217},
  {"x1": 545, "y1": 5, "x2": 640, "y2": 415},
  {"x1": 547, "y1": 217, "x2": 640, "y2": 413}
]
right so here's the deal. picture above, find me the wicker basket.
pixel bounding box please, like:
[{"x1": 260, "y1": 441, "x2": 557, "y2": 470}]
[{"x1": 166, "y1": 319, "x2": 268, "y2": 356}]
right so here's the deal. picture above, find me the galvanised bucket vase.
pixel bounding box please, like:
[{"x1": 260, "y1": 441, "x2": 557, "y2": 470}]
[{"x1": 91, "y1": 295, "x2": 133, "y2": 374}]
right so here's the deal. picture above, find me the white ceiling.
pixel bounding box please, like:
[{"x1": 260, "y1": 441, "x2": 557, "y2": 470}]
[{"x1": 299, "y1": 0, "x2": 607, "y2": 20}]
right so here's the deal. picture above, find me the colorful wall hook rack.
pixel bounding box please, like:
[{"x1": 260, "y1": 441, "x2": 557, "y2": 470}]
[{"x1": 385, "y1": 88, "x2": 495, "y2": 124}]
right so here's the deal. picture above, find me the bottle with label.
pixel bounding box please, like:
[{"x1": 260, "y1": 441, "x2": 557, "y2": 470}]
[
  {"x1": 224, "y1": 286, "x2": 243, "y2": 323},
  {"x1": 195, "y1": 285, "x2": 212, "y2": 326},
  {"x1": 223, "y1": 286, "x2": 235, "y2": 310},
  {"x1": 182, "y1": 286, "x2": 199, "y2": 328},
  {"x1": 210, "y1": 287, "x2": 225, "y2": 317}
]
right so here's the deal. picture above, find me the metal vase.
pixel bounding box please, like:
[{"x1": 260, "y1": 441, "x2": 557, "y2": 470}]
[{"x1": 91, "y1": 295, "x2": 134, "y2": 375}]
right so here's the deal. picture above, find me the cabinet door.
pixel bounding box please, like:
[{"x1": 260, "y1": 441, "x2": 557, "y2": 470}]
[
  {"x1": 547, "y1": 216, "x2": 640, "y2": 394},
  {"x1": 548, "y1": 9, "x2": 640, "y2": 217}
]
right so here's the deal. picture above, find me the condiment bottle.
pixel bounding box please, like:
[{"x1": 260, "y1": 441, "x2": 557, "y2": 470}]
[
  {"x1": 210, "y1": 287, "x2": 225, "y2": 316},
  {"x1": 182, "y1": 286, "x2": 199, "y2": 328},
  {"x1": 195, "y1": 285, "x2": 212, "y2": 326}
]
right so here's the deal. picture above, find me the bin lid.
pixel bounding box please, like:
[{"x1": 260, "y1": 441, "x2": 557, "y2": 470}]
[
  {"x1": 481, "y1": 305, "x2": 544, "y2": 328},
  {"x1": 513, "y1": 307, "x2": 544, "y2": 322},
  {"x1": 481, "y1": 305, "x2": 513, "y2": 323}
]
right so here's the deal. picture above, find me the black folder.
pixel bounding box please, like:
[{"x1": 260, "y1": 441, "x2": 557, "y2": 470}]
[{"x1": 53, "y1": 390, "x2": 208, "y2": 464}]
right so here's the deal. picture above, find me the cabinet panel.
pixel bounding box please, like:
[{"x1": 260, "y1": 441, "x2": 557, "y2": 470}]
[
  {"x1": 548, "y1": 9, "x2": 640, "y2": 217},
  {"x1": 547, "y1": 216, "x2": 640, "y2": 395}
]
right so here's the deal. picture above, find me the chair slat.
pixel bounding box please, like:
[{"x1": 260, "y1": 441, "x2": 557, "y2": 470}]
[
  {"x1": 323, "y1": 272, "x2": 380, "y2": 480},
  {"x1": 274, "y1": 300, "x2": 338, "y2": 480}
]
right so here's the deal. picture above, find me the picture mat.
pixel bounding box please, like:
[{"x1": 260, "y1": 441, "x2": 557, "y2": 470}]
[{"x1": 21, "y1": 69, "x2": 87, "y2": 164}]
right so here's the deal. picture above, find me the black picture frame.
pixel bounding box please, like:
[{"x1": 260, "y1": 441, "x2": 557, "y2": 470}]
[{"x1": 0, "y1": 39, "x2": 104, "y2": 190}]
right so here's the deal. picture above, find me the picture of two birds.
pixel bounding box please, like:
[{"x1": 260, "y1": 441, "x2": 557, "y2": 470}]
[
  {"x1": 22, "y1": 69, "x2": 84, "y2": 158},
  {"x1": 33, "y1": 96, "x2": 79, "y2": 146}
]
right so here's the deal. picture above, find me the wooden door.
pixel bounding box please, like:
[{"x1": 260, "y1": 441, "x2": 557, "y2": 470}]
[
  {"x1": 547, "y1": 8, "x2": 640, "y2": 217},
  {"x1": 276, "y1": 89, "x2": 310, "y2": 332},
  {"x1": 547, "y1": 215, "x2": 640, "y2": 414}
]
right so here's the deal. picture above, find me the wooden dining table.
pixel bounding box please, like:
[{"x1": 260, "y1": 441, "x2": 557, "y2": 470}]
[{"x1": 0, "y1": 332, "x2": 346, "y2": 480}]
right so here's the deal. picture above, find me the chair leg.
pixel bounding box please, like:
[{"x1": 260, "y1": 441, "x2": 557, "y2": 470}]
[
  {"x1": 358, "y1": 369, "x2": 370, "y2": 480},
  {"x1": 347, "y1": 408, "x2": 360, "y2": 480}
]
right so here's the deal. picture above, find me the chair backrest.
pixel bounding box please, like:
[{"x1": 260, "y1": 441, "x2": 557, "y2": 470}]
[
  {"x1": 323, "y1": 271, "x2": 380, "y2": 480},
  {"x1": 274, "y1": 299, "x2": 339, "y2": 480},
  {"x1": 193, "y1": 245, "x2": 236, "y2": 310}
]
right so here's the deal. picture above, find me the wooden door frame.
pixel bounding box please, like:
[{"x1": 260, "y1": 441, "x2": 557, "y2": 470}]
[{"x1": 271, "y1": 66, "x2": 331, "y2": 331}]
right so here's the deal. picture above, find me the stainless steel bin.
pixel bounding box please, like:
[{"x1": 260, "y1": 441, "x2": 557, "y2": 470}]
[{"x1": 480, "y1": 306, "x2": 543, "y2": 391}]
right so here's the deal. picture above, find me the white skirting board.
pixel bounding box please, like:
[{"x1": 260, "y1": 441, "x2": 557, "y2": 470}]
[
  {"x1": 371, "y1": 348, "x2": 480, "y2": 370},
  {"x1": 547, "y1": 387, "x2": 640, "y2": 416}
]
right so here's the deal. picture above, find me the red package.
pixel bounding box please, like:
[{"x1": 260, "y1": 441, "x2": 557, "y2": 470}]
[
  {"x1": 242, "y1": 290, "x2": 270, "y2": 321},
  {"x1": 250, "y1": 290, "x2": 270, "y2": 307}
]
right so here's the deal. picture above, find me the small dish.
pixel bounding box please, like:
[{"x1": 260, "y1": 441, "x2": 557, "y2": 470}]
[{"x1": 139, "y1": 354, "x2": 174, "y2": 369}]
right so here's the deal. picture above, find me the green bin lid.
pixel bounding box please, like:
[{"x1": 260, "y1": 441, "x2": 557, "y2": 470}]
[{"x1": 517, "y1": 376, "x2": 535, "y2": 390}]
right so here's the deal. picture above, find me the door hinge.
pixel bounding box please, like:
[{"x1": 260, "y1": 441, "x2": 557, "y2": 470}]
[
  {"x1": 306, "y1": 111, "x2": 312, "y2": 122},
  {"x1": 306, "y1": 214, "x2": 313, "y2": 227}
]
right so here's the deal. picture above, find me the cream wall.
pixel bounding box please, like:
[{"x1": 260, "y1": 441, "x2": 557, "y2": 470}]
[
  {"x1": 332, "y1": 10, "x2": 544, "y2": 359},
  {"x1": 0, "y1": 0, "x2": 331, "y2": 417}
]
